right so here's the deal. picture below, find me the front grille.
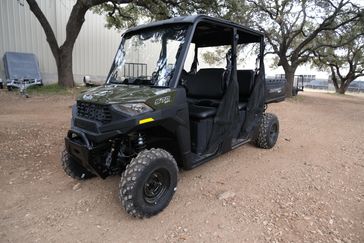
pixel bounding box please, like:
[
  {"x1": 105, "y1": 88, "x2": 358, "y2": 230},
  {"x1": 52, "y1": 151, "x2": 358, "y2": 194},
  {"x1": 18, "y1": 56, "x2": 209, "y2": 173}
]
[{"x1": 77, "y1": 101, "x2": 112, "y2": 124}]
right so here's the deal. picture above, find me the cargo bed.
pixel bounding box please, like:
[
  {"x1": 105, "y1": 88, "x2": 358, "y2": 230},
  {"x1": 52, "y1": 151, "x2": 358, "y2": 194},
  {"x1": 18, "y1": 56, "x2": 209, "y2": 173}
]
[{"x1": 265, "y1": 78, "x2": 286, "y2": 103}]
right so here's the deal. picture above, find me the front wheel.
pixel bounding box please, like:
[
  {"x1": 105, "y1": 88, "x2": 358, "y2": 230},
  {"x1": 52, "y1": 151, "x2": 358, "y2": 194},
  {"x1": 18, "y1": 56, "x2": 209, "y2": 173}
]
[
  {"x1": 119, "y1": 148, "x2": 178, "y2": 218},
  {"x1": 255, "y1": 113, "x2": 279, "y2": 149}
]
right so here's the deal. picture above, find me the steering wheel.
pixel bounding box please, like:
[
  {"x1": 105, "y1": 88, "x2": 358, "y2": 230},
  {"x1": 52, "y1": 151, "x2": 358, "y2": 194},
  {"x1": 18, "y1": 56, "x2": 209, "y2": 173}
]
[{"x1": 151, "y1": 71, "x2": 158, "y2": 84}]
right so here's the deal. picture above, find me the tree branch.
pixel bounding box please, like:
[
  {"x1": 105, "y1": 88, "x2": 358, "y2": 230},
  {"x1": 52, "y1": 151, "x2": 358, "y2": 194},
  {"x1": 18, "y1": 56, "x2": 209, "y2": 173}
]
[{"x1": 26, "y1": 0, "x2": 60, "y2": 63}]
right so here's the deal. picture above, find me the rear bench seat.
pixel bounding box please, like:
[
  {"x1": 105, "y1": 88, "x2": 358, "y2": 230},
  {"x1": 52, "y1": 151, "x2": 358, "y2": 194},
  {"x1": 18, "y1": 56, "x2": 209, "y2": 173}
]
[
  {"x1": 186, "y1": 69, "x2": 255, "y2": 119},
  {"x1": 186, "y1": 68, "x2": 225, "y2": 119}
]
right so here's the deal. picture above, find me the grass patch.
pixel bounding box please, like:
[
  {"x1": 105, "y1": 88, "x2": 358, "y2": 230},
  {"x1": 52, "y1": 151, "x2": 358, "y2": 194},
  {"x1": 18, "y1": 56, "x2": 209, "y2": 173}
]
[
  {"x1": 284, "y1": 93, "x2": 305, "y2": 103},
  {"x1": 327, "y1": 91, "x2": 364, "y2": 98},
  {"x1": 26, "y1": 83, "x2": 88, "y2": 96},
  {"x1": 27, "y1": 83, "x2": 67, "y2": 94}
]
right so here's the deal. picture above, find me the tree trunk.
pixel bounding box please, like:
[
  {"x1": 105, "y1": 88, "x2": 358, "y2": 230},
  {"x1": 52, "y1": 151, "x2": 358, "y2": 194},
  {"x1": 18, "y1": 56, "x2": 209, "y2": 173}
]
[
  {"x1": 335, "y1": 78, "x2": 353, "y2": 95},
  {"x1": 337, "y1": 86, "x2": 346, "y2": 94},
  {"x1": 284, "y1": 69, "x2": 296, "y2": 98},
  {"x1": 57, "y1": 47, "x2": 75, "y2": 87},
  {"x1": 285, "y1": 71, "x2": 294, "y2": 97},
  {"x1": 26, "y1": 0, "x2": 94, "y2": 88},
  {"x1": 332, "y1": 77, "x2": 339, "y2": 91}
]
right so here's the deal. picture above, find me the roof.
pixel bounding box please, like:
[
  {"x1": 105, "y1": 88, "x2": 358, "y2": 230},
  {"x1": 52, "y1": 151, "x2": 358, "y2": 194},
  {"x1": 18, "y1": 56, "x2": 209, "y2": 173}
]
[{"x1": 124, "y1": 15, "x2": 263, "y2": 38}]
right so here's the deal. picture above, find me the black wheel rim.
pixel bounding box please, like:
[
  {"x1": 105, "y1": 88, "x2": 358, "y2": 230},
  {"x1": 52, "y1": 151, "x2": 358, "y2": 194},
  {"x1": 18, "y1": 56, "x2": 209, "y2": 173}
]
[
  {"x1": 143, "y1": 169, "x2": 170, "y2": 204},
  {"x1": 269, "y1": 123, "x2": 278, "y2": 143}
]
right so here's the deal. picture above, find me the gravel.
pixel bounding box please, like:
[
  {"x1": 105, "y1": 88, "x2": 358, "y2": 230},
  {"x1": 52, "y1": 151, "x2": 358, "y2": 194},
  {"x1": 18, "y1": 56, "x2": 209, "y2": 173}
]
[{"x1": 0, "y1": 91, "x2": 363, "y2": 242}]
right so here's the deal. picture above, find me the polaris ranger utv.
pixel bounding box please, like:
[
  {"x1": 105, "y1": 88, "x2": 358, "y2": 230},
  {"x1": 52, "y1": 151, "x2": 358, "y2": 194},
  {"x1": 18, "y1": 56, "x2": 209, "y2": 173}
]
[{"x1": 63, "y1": 15, "x2": 283, "y2": 218}]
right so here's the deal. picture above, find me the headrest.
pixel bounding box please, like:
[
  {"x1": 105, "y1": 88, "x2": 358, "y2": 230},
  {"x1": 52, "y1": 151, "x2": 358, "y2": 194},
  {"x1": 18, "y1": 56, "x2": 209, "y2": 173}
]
[{"x1": 186, "y1": 68, "x2": 225, "y2": 99}]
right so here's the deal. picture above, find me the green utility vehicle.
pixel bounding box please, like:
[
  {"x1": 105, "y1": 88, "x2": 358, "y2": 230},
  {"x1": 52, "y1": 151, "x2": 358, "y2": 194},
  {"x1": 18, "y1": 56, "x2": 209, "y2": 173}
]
[{"x1": 62, "y1": 15, "x2": 283, "y2": 218}]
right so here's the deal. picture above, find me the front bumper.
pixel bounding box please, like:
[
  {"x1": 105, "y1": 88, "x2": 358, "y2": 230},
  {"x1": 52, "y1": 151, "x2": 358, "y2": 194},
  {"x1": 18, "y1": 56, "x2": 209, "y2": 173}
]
[
  {"x1": 65, "y1": 130, "x2": 110, "y2": 178},
  {"x1": 65, "y1": 104, "x2": 171, "y2": 178}
]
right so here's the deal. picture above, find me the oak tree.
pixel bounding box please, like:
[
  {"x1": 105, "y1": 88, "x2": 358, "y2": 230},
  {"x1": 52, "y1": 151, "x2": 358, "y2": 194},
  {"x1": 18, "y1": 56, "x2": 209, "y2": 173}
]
[
  {"x1": 25, "y1": 0, "x2": 131, "y2": 87},
  {"x1": 241, "y1": 0, "x2": 361, "y2": 96},
  {"x1": 26, "y1": 0, "x2": 220, "y2": 87},
  {"x1": 312, "y1": 13, "x2": 364, "y2": 94}
]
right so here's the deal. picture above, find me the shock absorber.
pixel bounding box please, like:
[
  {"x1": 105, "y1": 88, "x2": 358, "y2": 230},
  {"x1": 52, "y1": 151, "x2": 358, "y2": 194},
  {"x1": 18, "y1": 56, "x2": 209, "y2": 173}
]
[{"x1": 135, "y1": 132, "x2": 146, "y2": 152}]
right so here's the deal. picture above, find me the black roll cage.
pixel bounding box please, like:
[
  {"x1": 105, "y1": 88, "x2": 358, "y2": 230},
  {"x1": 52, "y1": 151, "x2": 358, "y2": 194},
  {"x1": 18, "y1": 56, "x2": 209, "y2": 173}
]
[{"x1": 106, "y1": 15, "x2": 265, "y2": 88}]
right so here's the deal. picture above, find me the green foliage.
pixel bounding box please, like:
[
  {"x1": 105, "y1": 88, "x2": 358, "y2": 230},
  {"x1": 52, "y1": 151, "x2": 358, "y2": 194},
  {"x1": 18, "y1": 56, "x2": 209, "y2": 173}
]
[
  {"x1": 312, "y1": 12, "x2": 364, "y2": 94},
  {"x1": 201, "y1": 49, "x2": 226, "y2": 65},
  {"x1": 229, "y1": 0, "x2": 362, "y2": 96},
  {"x1": 93, "y1": 0, "x2": 229, "y2": 65},
  {"x1": 93, "y1": 0, "x2": 224, "y2": 29}
]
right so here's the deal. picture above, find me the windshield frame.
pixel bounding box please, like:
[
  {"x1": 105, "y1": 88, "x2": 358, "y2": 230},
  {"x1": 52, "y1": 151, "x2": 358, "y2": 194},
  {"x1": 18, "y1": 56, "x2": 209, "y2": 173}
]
[
  {"x1": 105, "y1": 24, "x2": 194, "y2": 88},
  {"x1": 105, "y1": 17, "x2": 264, "y2": 88}
]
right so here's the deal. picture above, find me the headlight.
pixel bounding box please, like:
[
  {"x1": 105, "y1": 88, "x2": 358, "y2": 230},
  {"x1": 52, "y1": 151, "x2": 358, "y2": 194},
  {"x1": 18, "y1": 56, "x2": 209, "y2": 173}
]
[{"x1": 112, "y1": 103, "x2": 153, "y2": 116}]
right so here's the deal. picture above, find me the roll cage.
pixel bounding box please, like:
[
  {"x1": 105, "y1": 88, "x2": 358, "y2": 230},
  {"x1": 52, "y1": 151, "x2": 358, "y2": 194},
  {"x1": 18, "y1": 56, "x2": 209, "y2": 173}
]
[{"x1": 107, "y1": 15, "x2": 265, "y2": 89}]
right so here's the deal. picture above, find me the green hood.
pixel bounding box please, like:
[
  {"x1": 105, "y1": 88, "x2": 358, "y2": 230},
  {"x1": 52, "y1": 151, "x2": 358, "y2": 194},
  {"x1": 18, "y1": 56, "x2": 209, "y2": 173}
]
[{"x1": 78, "y1": 84, "x2": 176, "y2": 109}]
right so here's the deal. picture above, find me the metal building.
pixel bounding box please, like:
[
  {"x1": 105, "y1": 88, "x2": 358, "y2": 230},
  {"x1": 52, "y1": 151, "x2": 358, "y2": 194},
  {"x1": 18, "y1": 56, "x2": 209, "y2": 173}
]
[{"x1": 0, "y1": 0, "x2": 122, "y2": 84}]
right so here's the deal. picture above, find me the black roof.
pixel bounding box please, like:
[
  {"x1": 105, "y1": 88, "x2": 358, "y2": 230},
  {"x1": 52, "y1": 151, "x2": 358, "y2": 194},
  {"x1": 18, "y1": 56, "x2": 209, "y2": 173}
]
[{"x1": 124, "y1": 15, "x2": 263, "y2": 41}]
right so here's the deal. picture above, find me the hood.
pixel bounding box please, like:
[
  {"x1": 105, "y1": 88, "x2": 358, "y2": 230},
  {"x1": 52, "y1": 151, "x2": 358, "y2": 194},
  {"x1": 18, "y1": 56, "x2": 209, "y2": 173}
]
[{"x1": 77, "y1": 84, "x2": 175, "y2": 108}]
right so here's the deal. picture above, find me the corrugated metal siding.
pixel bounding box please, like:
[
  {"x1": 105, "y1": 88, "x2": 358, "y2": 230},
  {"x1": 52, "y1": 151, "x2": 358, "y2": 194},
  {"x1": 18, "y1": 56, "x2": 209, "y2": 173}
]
[
  {"x1": 0, "y1": 0, "x2": 57, "y2": 76},
  {"x1": 0, "y1": 0, "x2": 121, "y2": 83}
]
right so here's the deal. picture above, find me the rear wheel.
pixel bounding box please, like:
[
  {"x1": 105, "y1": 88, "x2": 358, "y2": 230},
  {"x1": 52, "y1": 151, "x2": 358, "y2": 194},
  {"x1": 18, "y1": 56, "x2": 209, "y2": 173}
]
[
  {"x1": 61, "y1": 149, "x2": 95, "y2": 180},
  {"x1": 119, "y1": 148, "x2": 178, "y2": 218},
  {"x1": 255, "y1": 113, "x2": 279, "y2": 149}
]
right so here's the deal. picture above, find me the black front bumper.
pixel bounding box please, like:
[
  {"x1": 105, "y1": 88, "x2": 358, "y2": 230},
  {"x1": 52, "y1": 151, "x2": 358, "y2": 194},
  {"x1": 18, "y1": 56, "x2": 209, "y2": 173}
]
[{"x1": 65, "y1": 130, "x2": 110, "y2": 178}]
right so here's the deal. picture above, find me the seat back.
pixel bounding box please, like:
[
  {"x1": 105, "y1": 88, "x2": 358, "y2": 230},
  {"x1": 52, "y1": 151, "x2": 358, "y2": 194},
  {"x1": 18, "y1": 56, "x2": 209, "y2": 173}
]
[
  {"x1": 186, "y1": 68, "x2": 225, "y2": 99},
  {"x1": 237, "y1": 70, "x2": 255, "y2": 100}
]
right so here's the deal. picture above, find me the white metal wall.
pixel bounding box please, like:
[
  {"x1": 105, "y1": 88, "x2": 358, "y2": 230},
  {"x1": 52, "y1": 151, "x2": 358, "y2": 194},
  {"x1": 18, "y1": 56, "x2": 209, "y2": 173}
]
[{"x1": 0, "y1": 0, "x2": 122, "y2": 83}]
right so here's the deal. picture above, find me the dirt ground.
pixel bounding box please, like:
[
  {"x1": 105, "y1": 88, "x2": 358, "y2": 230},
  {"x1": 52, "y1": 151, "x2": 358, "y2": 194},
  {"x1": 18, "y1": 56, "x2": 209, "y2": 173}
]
[{"x1": 0, "y1": 90, "x2": 363, "y2": 243}]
